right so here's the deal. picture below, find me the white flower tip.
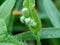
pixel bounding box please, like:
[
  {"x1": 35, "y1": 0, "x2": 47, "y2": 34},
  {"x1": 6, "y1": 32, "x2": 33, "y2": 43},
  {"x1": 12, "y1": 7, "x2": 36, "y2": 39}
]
[
  {"x1": 24, "y1": 18, "x2": 31, "y2": 24},
  {"x1": 20, "y1": 16, "x2": 25, "y2": 23},
  {"x1": 25, "y1": 18, "x2": 37, "y2": 27},
  {"x1": 22, "y1": 8, "x2": 28, "y2": 12},
  {"x1": 30, "y1": 20, "x2": 37, "y2": 27}
]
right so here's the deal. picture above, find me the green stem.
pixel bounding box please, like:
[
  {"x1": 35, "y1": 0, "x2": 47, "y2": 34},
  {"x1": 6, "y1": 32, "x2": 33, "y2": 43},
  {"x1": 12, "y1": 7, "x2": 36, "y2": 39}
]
[{"x1": 36, "y1": 35, "x2": 41, "y2": 45}]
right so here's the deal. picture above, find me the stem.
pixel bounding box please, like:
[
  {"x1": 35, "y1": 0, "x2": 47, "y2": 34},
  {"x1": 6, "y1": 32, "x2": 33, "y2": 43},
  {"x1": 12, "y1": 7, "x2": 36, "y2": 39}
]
[{"x1": 36, "y1": 34, "x2": 41, "y2": 45}]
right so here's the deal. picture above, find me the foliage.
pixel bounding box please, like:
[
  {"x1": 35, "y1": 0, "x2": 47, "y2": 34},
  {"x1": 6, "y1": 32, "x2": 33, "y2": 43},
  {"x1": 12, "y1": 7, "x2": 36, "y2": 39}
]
[{"x1": 0, "y1": 0, "x2": 60, "y2": 45}]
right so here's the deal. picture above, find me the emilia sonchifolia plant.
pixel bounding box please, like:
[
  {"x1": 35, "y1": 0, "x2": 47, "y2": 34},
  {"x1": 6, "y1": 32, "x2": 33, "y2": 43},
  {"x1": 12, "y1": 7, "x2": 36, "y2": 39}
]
[{"x1": 20, "y1": 0, "x2": 42, "y2": 45}]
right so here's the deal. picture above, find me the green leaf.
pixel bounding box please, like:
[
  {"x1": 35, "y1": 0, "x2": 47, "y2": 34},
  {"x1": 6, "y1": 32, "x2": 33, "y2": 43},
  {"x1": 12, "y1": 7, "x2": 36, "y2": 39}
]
[
  {"x1": 0, "y1": 0, "x2": 16, "y2": 32},
  {"x1": 0, "y1": 0, "x2": 16, "y2": 26},
  {"x1": 14, "y1": 0, "x2": 23, "y2": 10},
  {"x1": 0, "y1": 42, "x2": 27, "y2": 45},
  {"x1": 14, "y1": 31, "x2": 36, "y2": 40},
  {"x1": 39, "y1": 28, "x2": 60, "y2": 39},
  {"x1": 0, "y1": 19, "x2": 8, "y2": 41},
  {"x1": 0, "y1": 19, "x2": 7, "y2": 34},
  {"x1": 14, "y1": 28, "x2": 60, "y2": 40},
  {"x1": 0, "y1": 43, "x2": 16, "y2": 45},
  {"x1": 2, "y1": 35, "x2": 27, "y2": 45},
  {"x1": 39, "y1": 0, "x2": 60, "y2": 27},
  {"x1": 0, "y1": 0, "x2": 16, "y2": 20}
]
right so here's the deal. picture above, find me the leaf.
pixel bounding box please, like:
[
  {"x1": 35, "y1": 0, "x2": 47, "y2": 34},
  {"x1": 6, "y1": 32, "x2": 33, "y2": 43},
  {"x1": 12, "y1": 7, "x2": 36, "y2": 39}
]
[
  {"x1": 3, "y1": 35, "x2": 27, "y2": 45},
  {"x1": 0, "y1": 0, "x2": 16, "y2": 27},
  {"x1": 0, "y1": 19, "x2": 7, "y2": 34},
  {"x1": 0, "y1": 42, "x2": 27, "y2": 45},
  {"x1": 13, "y1": 31, "x2": 36, "y2": 40},
  {"x1": 14, "y1": 28, "x2": 60, "y2": 40},
  {"x1": 0, "y1": 43, "x2": 16, "y2": 45},
  {"x1": 14, "y1": 0, "x2": 23, "y2": 10},
  {"x1": 39, "y1": 0, "x2": 60, "y2": 27},
  {"x1": 39, "y1": 28, "x2": 60, "y2": 39},
  {"x1": 0, "y1": 19, "x2": 8, "y2": 42},
  {"x1": 0, "y1": 0, "x2": 15, "y2": 19},
  {"x1": 0, "y1": 0, "x2": 16, "y2": 32}
]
